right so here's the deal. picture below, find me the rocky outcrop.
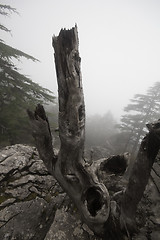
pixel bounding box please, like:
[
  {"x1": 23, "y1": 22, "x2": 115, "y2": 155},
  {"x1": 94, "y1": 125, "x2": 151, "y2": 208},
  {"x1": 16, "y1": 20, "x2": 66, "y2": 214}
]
[
  {"x1": 0, "y1": 144, "x2": 64, "y2": 240},
  {"x1": 45, "y1": 207, "x2": 101, "y2": 240},
  {"x1": 0, "y1": 144, "x2": 99, "y2": 240},
  {"x1": 0, "y1": 144, "x2": 159, "y2": 239}
]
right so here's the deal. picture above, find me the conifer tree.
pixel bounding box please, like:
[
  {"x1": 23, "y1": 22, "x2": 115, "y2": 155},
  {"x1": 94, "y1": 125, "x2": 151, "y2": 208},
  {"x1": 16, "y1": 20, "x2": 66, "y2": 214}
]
[
  {"x1": 119, "y1": 82, "x2": 160, "y2": 155},
  {"x1": 0, "y1": 4, "x2": 55, "y2": 146}
]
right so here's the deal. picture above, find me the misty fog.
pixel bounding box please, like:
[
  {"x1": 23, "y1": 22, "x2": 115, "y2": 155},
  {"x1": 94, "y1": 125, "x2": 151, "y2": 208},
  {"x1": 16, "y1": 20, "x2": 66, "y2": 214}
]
[{"x1": 1, "y1": 0, "x2": 160, "y2": 121}]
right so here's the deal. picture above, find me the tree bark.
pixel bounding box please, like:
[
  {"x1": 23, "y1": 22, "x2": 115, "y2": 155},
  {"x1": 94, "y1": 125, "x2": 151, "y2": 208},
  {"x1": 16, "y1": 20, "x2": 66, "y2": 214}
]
[
  {"x1": 27, "y1": 26, "x2": 160, "y2": 239},
  {"x1": 28, "y1": 26, "x2": 111, "y2": 236},
  {"x1": 121, "y1": 120, "x2": 160, "y2": 232}
]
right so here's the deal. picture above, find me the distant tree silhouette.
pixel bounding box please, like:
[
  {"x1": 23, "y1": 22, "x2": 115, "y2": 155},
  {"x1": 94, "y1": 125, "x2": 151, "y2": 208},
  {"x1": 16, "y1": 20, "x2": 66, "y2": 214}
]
[
  {"x1": 118, "y1": 82, "x2": 160, "y2": 156},
  {"x1": 0, "y1": 4, "x2": 55, "y2": 146}
]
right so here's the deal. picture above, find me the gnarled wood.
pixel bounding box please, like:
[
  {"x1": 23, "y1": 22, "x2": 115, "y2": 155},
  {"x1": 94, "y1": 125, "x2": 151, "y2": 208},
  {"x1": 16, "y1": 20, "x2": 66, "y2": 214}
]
[
  {"x1": 28, "y1": 26, "x2": 110, "y2": 236},
  {"x1": 28, "y1": 26, "x2": 160, "y2": 239},
  {"x1": 27, "y1": 104, "x2": 57, "y2": 174},
  {"x1": 121, "y1": 120, "x2": 160, "y2": 232}
]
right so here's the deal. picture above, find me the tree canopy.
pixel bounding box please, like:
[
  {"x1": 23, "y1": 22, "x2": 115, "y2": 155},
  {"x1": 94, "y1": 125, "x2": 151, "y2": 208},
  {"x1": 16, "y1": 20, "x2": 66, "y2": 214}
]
[
  {"x1": 118, "y1": 82, "x2": 160, "y2": 156},
  {"x1": 0, "y1": 4, "x2": 55, "y2": 146}
]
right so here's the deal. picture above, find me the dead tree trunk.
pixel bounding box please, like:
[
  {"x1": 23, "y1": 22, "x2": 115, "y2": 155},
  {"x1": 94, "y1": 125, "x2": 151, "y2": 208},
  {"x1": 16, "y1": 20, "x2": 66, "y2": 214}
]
[
  {"x1": 121, "y1": 121, "x2": 160, "y2": 231},
  {"x1": 27, "y1": 26, "x2": 160, "y2": 239},
  {"x1": 28, "y1": 26, "x2": 110, "y2": 236}
]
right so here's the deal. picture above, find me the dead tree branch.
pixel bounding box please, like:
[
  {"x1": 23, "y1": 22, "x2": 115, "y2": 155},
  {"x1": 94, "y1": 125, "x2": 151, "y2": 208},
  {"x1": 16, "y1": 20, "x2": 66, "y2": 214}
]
[
  {"x1": 28, "y1": 26, "x2": 160, "y2": 238},
  {"x1": 121, "y1": 120, "x2": 160, "y2": 232},
  {"x1": 28, "y1": 26, "x2": 110, "y2": 236}
]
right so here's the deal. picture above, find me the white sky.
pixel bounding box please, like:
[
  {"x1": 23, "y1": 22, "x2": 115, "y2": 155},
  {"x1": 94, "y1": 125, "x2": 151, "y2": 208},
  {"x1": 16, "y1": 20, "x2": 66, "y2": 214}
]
[{"x1": 1, "y1": 0, "x2": 160, "y2": 120}]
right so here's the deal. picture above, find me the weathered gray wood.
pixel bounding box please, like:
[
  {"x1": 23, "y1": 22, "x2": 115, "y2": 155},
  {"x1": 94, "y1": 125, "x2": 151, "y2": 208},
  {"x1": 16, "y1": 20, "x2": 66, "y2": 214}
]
[
  {"x1": 121, "y1": 120, "x2": 160, "y2": 232},
  {"x1": 28, "y1": 26, "x2": 110, "y2": 236},
  {"x1": 27, "y1": 104, "x2": 57, "y2": 174},
  {"x1": 27, "y1": 26, "x2": 160, "y2": 239},
  {"x1": 52, "y1": 26, "x2": 111, "y2": 235}
]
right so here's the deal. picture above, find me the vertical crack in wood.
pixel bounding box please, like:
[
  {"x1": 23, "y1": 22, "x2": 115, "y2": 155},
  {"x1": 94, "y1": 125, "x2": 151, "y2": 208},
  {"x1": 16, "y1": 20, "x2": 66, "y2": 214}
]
[
  {"x1": 28, "y1": 25, "x2": 160, "y2": 238},
  {"x1": 52, "y1": 25, "x2": 110, "y2": 235}
]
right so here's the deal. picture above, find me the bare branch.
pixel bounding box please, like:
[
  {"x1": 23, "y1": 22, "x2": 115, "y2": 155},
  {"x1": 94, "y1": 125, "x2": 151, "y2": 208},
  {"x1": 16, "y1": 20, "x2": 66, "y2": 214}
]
[
  {"x1": 27, "y1": 104, "x2": 57, "y2": 174},
  {"x1": 27, "y1": 25, "x2": 160, "y2": 239},
  {"x1": 121, "y1": 119, "x2": 160, "y2": 231}
]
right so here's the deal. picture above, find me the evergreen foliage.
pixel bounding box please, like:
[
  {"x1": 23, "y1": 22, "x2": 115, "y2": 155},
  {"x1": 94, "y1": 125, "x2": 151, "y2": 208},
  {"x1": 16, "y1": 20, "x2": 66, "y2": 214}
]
[
  {"x1": 0, "y1": 4, "x2": 55, "y2": 146},
  {"x1": 118, "y1": 82, "x2": 160, "y2": 155}
]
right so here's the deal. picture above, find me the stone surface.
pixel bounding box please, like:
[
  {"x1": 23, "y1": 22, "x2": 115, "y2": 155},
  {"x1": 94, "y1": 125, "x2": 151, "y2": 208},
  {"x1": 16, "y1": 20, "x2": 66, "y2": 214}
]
[
  {"x1": 0, "y1": 144, "x2": 159, "y2": 239},
  {"x1": 0, "y1": 144, "x2": 64, "y2": 240},
  {"x1": 0, "y1": 144, "x2": 102, "y2": 240},
  {"x1": 45, "y1": 207, "x2": 100, "y2": 240}
]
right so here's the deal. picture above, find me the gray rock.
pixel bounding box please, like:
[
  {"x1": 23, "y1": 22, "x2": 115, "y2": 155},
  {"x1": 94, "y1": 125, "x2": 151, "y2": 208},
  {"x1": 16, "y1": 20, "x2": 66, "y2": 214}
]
[
  {"x1": 45, "y1": 207, "x2": 100, "y2": 240},
  {"x1": 0, "y1": 198, "x2": 56, "y2": 240},
  {"x1": 150, "y1": 231, "x2": 160, "y2": 240},
  {"x1": 0, "y1": 144, "x2": 64, "y2": 240},
  {"x1": 0, "y1": 144, "x2": 160, "y2": 239}
]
